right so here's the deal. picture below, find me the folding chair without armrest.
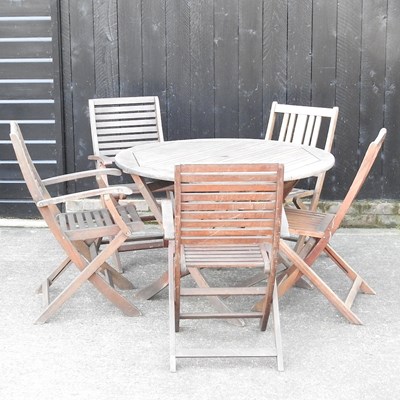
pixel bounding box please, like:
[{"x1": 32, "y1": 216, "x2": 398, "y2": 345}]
[
  {"x1": 164, "y1": 163, "x2": 284, "y2": 371},
  {"x1": 265, "y1": 102, "x2": 339, "y2": 211},
  {"x1": 10, "y1": 122, "x2": 163, "y2": 324},
  {"x1": 278, "y1": 129, "x2": 387, "y2": 324}
]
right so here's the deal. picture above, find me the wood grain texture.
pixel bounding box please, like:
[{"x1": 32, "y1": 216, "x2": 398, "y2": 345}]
[
  {"x1": 50, "y1": 0, "x2": 65, "y2": 181},
  {"x1": 214, "y1": 0, "x2": 239, "y2": 138},
  {"x1": 69, "y1": 0, "x2": 96, "y2": 188},
  {"x1": 333, "y1": 0, "x2": 362, "y2": 199},
  {"x1": 262, "y1": 0, "x2": 288, "y2": 129},
  {"x1": 311, "y1": 0, "x2": 338, "y2": 198},
  {"x1": 0, "y1": 103, "x2": 54, "y2": 120},
  {"x1": 239, "y1": 0, "x2": 263, "y2": 139},
  {"x1": 359, "y1": 0, "x2": 387, "y2": 197},
  {"x1": 115, "y1": 138, "x2": 335, "y2": 183},
  {"x1": 384, "y1": 0, "x2": 400, "y2": 198},
  {"x1": 3, "y1": 0, "x2": 400, "y2": 219},
  {"x1": 118, "y1": 0, "x2": 142, "y2": 96},
  {"x1": 142, "y1": 0, "x2": 167, "y2": 119},
  {"x1": 190, "y1": 0, "x2": 214, "y2": 139},
  {"x1": 287, "y1": 0, "x2": 312, "y2": 105},
  {"x1": 93, "y1": 0, "x2": 119, "y2": 98},
  {"x1": 312, "y1": 0, "x2": 337, "y2": 108},
  {"x1": 60, "y1": 0, "x2": 75, "y2": 178},
  {"x1": 0, "y1": 20, "x2": 51, "y2": 37},
  {"x1": 166, "y1": 0, "x2": 191, "y2": 140},
  {"x1": 0, "y1": 0, "x2": 63, "y2": 212},
  {"x1": 0, "y1": 2, "x2": 50, "y2": 15}
]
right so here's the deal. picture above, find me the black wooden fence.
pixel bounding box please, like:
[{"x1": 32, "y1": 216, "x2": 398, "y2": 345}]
[
  {"x1": 1, "y1": 0, "x2": 399, "y2": 218},
  {"x1": 0, "y1": 0, "x2": 63, "y2": 217}
]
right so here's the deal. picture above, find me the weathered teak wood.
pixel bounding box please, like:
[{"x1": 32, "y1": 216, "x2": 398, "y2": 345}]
[
  {"x1": 278, "y1": 129, "x2": 387, "y2": 324},
  {"x1": 89, "y1": 96, "x2": 164, "y2": 161},
  {"x1": 115, "y1": 138, "x2": 335, "y2": 225},
  {"x1": 265, "y1": 102, "x2": 339, "y2": 211},
  {"x1": 10, "y1": 122, "x2": 164, "y2": 324},
  {"x1": 116, "y1": 138, "x2": 334, "y2": 300},
  {"x1": 166, "y1": 163, "x2": 284, "y2": 372},
  {"x1": 88, "y1": 96, "x2": 171, "y2": 271}
]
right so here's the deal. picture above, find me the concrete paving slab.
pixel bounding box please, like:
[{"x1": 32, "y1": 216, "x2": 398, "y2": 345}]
[{"x1": 0, "y1": 226, "x2": 399, "y2": 400}]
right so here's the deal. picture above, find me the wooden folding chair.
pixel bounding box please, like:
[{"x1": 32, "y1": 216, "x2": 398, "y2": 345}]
[
  {"x1": 10, "y1": 122, "x2": 163, "y2": 324},
  {"x1": 265, "y1": 102, "x2": 339, "y2": 211},
  {"x1": 88, "y1": 96, "x2": 165, "y2": 168},
  {"x1": 163, "y1": 164, "x2": 284, "y2": 371},
  {"x1": 88, "y1": 96, "x2": 172, "y2": 270},
  {"x1": 278, "y1": 129, "x2": 387, "y2": 324}
]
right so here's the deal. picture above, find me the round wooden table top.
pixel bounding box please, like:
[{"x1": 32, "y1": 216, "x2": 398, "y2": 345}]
[{"x1": 115, "y1": 138, "x2": 335, "y2": 182}]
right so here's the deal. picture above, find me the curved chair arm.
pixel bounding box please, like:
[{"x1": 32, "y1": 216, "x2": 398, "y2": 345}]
[
  {"x1": 161, "y1": 199, "x2": 175, "y2": 240},
  {"x1": 101, "y1": 193, "x2": 133, "y2": 236},
  {"x1": 88, "y1": 154, "x2": 114, "y2": 167},
  {"x1": 37, "y1": 186, "x2": 132, "y2": 207},
  {"x1": 42, "y1": 168, "x2": 122, "y2": 186}
]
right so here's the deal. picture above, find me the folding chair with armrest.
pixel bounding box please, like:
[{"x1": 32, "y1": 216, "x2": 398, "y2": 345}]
[
  {"x1": 278, "y1": 129, "x2": 387, "y2": 324},
  {"x1": 10, "y1": 122, "x2": 164, "y2": 324},
  {"x1": 88, "y1": 95, "x2": 172, "y2": 191},
  {"x1": 88, "y1": 96, "x2": 173, "y2": 271},
  {"x1": 164, "y1": 163, "x2": 284, "y2": 371}
]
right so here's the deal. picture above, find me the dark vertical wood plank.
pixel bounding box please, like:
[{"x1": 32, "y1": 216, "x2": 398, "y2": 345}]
[
  {"x1": 333, "y1": 0, "x2": 362, "y2": 200},
  {"x1": 93, "y1": 0, "x2": 119, "y2": 98},
  {"x1": 60, "y1": 0, "x2": 75, "y2": 177},
  {"x1": 384, "y1": 0, "x2": 400, "y2": 198},
  {"x1": 214, "y1": 0, "x2": 239, "y2": 138},
  {"x1": 166, "y1": 0, "x2": 191, "y2": 140},
  {"x1": 311, "y1": 1, "x2": 338, "y2": 199},
  {"x1": 262, "y1": 0, "x2": 288, "y2": 129},
  {"x1": 287, "y1": 0, "x2": 312, "y2": 105},
  {"x1": 312, "y1": 0, "x2": 337, "y2": 108},
  {"x1": 118, "y1": 0, "x2": 143, "y2": 96},
  {"x1": 142, "y1": 0, "x2": 167, "y2": 134},
  {"x1": 359, "y1": 0, "x2": 387, "y2": 197},
  {"x1": 50, "y1": 0, "x2": 65, "y2": 183},
  {"x1": 238, "y1": 0, "x2": 263, "y2": 139},
  {"x1": 69, "y1": 0, "x2": 95, "y2": 183},
  {"x1": 189, "y1": 0, "x2": 214, "y2": 139}
]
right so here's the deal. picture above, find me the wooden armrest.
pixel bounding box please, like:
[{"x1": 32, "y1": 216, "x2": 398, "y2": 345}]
[
  {"x1": 42, "y1": 168, "x2": 122, "y2": 186},
  {"x1": 37, "y1": 186, "x2": 132, "y2": 207},
  {"x1": 88, "y1": 154, "x2": 114, "y2": 166},
  {"x1": 161, "y1": 199, "x2": 175, "y2": 240}
]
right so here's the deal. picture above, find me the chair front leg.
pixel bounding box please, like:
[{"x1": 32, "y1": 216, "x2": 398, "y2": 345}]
[{"x1": 35, "y1": 232, "x2": 140, "y2": 324}]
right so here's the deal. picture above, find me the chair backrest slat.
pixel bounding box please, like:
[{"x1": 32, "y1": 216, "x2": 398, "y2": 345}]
[
  {"x1": 265, "y1": 101, "x2": 339, "y2": 210},
  {"x1": 266, "y1": 101, "x2": 339, "y2": 152}
]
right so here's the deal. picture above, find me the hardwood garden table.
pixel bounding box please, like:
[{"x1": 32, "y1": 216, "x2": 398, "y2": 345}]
[
  {"x1": 115, "y1": 138, "x2": 335, "y2": 224},
  {"x1": 115, "y1": 138, "x2": 335, "y2": 301}
]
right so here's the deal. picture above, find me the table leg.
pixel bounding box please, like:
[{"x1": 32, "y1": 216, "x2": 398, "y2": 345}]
[
  {"x1": 130, "y1": 173, "x2": 163, "y2": 224},
  {"x1": 135, "y1": 270, "x2": 169, "y2": 300}
]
